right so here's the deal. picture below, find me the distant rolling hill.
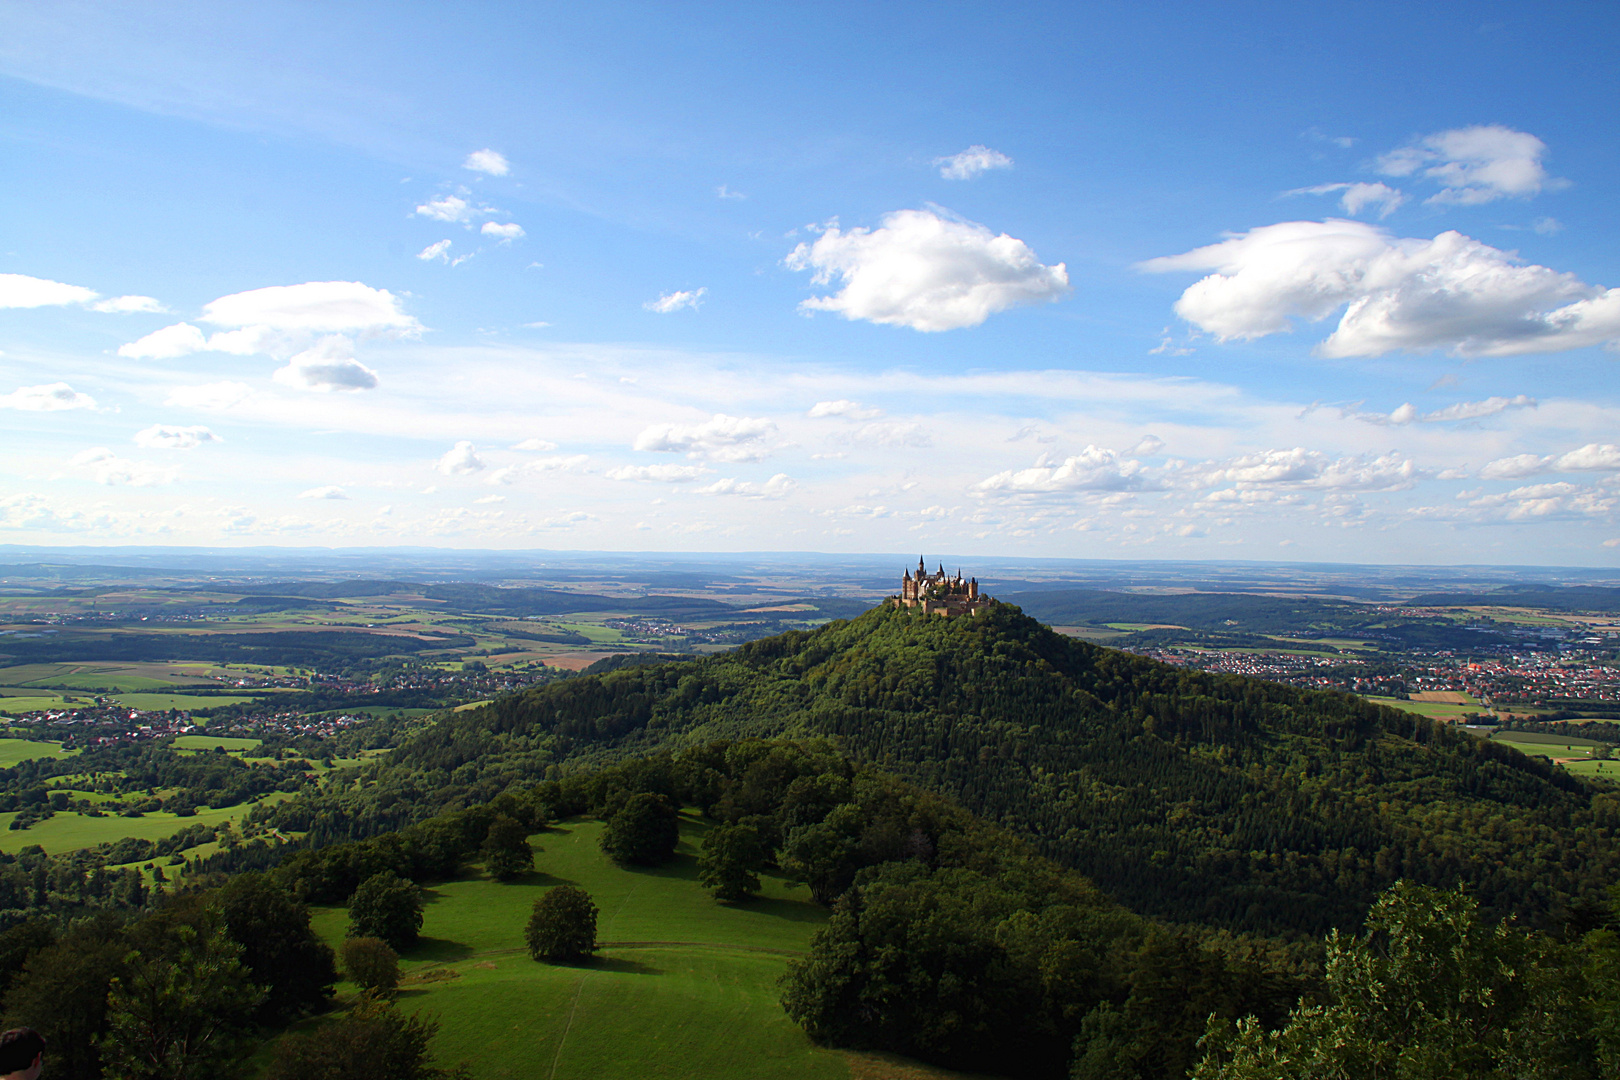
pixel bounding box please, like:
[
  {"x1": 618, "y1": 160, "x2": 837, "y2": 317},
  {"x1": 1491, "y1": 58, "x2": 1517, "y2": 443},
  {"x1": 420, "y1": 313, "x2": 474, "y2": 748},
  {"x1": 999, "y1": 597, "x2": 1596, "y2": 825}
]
[{"x1": 272, "y1": 602, "x2": 1620, "y2": 938}]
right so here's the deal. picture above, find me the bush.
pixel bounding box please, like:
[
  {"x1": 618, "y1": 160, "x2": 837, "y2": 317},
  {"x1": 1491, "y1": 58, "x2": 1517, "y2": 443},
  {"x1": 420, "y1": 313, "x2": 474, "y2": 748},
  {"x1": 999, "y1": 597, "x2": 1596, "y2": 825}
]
[
  {"x1": 341, "y1": 937, "x2": 400, "y2": 997},
  {"x1": 264, "y1": 1000, "x2": 468, "y2": 1080},
  {"x1": 599, "y1": 792, "x2": 679, "y2": 867},
  {"x1": 346, "y1": 871, "x2": 423, "y2": 950},
  {"x1": 526, "y1": 885, "x2": 598, "y2": 963}
]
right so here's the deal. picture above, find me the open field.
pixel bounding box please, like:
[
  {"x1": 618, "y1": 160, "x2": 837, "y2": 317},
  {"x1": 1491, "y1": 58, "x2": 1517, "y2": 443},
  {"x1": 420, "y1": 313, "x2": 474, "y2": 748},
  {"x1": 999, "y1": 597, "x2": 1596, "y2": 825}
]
[
  {"x1": 303, "y1": 813, "x2": 933, "y2": 1080},
  {"x1": 1489, "y1": 731, "x2": 1611, "y2": 759},
  {"x1": 110, "y1": 692, "x2": 261, "y2": 710},
  {"x1": 1410, "y1": 691, "x2": 1475, "y2": 704},
  {"x1": 0, "y1": 739, "x2": 75, "y2": 766},
  {"x1": 171, "y1": 735, "x2": 263, "y2": 752},
  {"x1": 0, "y1": 794, "x2": 288, "y2": 856},
  {"x1": 1364, "y1": 696, "x2": 1482, "y2": 719}
]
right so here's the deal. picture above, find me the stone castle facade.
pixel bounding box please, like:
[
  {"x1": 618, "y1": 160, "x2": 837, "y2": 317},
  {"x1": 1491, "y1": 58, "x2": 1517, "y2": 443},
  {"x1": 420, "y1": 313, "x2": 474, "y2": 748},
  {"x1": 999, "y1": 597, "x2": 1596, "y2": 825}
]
[{"x1": 890, "y1": 556, "x2": 992, "y2": 617}]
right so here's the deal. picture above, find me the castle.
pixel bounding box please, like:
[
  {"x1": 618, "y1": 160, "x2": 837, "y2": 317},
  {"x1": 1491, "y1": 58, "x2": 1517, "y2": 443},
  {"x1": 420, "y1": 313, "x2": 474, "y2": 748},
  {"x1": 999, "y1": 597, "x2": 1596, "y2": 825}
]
[{"x1": 890, "y1": 556, "x2": 992, "y2": 617}]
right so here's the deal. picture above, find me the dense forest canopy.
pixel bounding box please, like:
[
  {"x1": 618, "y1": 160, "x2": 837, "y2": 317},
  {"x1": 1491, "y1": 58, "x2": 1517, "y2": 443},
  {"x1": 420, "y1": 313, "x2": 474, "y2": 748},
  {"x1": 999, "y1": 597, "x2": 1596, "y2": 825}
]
[{"x1": 260, "y1": 602, "x2": 1620, "y2": 938}]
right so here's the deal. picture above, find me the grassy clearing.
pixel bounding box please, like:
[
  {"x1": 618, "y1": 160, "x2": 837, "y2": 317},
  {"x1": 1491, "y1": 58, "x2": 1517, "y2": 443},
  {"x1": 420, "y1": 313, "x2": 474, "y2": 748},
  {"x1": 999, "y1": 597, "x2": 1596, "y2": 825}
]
[
  {"x1": 1364, "y1": 696, "x2": 1480, "y2": 719},
  {"x1": 0, "y1": 696, "x2": 87, "y2": 714},
  {"x1": 1563, "y1": 759, "x2": 1619, "y2": 780},
  {"x1": 1490, "y1": 731, "x2": 1611, "y2": 760},
  {"x1": 308, "y1": 814, "x2": 855, "y2": 1080},
  {"x1": 0, "y1": 739, "x2": 74, "y2": 766},
  {"x1": 172, "y1": 735, "x2": 263, "y2": 752},
  {"x1": 111, "y1": 692, "x2": 261, "y2": 710},
  {"x1": 0, "y1": 794, "x2": 287, "y2": 856}
]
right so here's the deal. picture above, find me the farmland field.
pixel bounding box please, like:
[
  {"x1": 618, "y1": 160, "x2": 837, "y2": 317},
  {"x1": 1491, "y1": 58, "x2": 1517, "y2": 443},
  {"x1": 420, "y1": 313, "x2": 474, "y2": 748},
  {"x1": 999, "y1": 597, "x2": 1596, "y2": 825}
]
[{"x1": 171, "y1": 735, "x2": 263, "y2": 752}]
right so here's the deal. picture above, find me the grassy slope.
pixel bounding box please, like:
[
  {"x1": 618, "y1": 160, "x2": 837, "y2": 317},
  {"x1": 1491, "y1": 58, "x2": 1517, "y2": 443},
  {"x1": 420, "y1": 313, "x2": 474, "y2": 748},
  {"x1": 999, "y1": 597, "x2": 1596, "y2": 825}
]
[
  {"x1": 305, "y1": 814, "x2": 894, "y2": 1080},
  {"x1": 0, "y1": 795, "x2": 285, "y2": 855}
]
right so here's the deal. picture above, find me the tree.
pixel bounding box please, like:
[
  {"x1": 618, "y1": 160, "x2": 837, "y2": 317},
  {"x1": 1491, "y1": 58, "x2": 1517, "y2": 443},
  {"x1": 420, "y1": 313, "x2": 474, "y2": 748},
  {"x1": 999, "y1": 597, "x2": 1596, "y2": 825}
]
[
  {"x1": 342, "y1": 937, "x2": 400, "y2": 997},
  {"x1": 98, "y1": 924, "x2": 264, "y2": 1080},
  {"x1": 480, "y1": 814, "x2": 533, "y2": 882},
  {"x1": 264, "y1": 999, "x2": 469, "y2": 1080},
  {"x1": 697, "y1": 822, "x2": 767, "y2": 902},
  {"x1": 2, "y1": 914, "x2": 130, "y2": 1080},
  {"x1": 599, "y1": 792, "x2": 680, "y2": 867},
  {"x1": 1192, "y1": 881, "x2": 1596, "y2": 1080},
  {"x1": 217, "y1": 871, "x2": 336, "y2": 1021},
  {"x1": 526, "y1": 885, "x2": 598, "y2": 963},
  {"x1": 347, "y1": 871, "x2": 423, "y2": 950}
]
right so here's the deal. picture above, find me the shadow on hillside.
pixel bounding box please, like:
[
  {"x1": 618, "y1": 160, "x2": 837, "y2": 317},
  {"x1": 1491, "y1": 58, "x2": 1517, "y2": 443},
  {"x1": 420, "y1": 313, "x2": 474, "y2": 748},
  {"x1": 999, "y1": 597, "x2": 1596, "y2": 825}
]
[
  {"x1": 731, "y1": 894, "x2": 825, "y2": 925},
  {"x1": 590, "y1": 954, "x2": 661, "y2": 976},
  {"x1": 623, "y1": 852, "x2": 701, "y2": 882},
  {"x1": 404, "y1": 935, "x2": 474, "y2": 964}
]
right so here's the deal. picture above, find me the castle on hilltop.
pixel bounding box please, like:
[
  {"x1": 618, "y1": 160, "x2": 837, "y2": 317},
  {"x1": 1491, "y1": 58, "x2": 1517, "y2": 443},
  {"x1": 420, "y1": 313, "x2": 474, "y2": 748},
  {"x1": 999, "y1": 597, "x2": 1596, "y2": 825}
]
[{"x1": 890, "y1": 556, "x2": 992, "y2": 617}]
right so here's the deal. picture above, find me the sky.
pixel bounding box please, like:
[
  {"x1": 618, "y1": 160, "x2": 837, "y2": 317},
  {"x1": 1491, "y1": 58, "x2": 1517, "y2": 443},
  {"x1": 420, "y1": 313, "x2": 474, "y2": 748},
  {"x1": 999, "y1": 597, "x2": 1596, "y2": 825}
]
[{"x1": 1, "y1": 1, "x2": 1618, "y2": 565}]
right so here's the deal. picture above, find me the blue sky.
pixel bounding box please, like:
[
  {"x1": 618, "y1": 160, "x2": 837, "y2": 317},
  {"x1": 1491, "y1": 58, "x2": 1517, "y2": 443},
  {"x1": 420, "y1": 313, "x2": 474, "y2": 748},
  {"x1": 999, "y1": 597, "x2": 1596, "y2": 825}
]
[{"x1": 2, "y1": 0, "x2": 1618, "y2": 564}]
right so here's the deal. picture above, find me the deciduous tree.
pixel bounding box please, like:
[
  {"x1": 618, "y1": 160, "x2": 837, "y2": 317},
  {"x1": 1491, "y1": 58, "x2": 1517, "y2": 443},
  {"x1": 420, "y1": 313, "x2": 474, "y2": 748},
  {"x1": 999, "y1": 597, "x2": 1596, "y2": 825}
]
[
  {"x1": 347, "y1": 871, "x2": 423, "y2": 950},
  {"x1": 599, "y1": 792, "x2": 679, "y2": 867},
  {"x1": 526, "y1": 885, "x2": 598, "y2": 963}
]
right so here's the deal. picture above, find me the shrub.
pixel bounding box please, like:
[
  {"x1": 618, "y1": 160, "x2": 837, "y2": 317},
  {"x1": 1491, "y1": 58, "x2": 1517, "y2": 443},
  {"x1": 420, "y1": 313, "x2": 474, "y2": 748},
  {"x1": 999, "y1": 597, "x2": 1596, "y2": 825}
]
[{"x1": 341, "y1": 937, "x2": 400, "y2": 997}]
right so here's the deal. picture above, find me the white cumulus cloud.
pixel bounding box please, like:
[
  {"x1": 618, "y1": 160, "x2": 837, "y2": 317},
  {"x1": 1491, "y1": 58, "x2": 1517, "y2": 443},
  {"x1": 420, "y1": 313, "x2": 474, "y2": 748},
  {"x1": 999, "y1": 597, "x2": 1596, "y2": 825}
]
[
  {"x1": 644, "y1": 288, "x2": 706, "y2": 313},
  {"x1": 1189, "y1": 448, "x2": 1421, "y2": 491},
  {"x1": 1288, "y1": 182, "x2": 1405, "y2": 219},
  {"x1": 298, "y1": 486, "x2": 349, "y2": 500},
  {"x1": 118, "y1": 322, "x2": 210, "y2": 359},
  {"x1": 633, "y1": 413, "x2": 776, "y2": 463},
  {"x1": 0, "y1": 383, "x2": 96, "y2": 411},
  {"x1": 1481, "y1": 443, "x2": 1620, "y2": 480},
  {"x1": 0, "y1": 273, "x2": 99, "y2": 309},
  {"x1": 463, "y1": 149, "x2": 511, "y2": 176},
  {"x1": 977, "y1": 447, "x2": 1144, "y2": 496},
  {"x1": 695, "y1": 474, "x2": 797, "y2": 499},
  {"x1": 606, "y1": 464, "x2": 710, "y2": 483},
  {"x1": 1377, "y1": 125, "x2": 1558, "y2": 205},
  {"x1": 271, "y1": 336, "x2": 381, "y2": 392},
  {"x1": 415, "y1": 195, "x2": 481, "y2": 223},
  {"x1": 133, "y1": 424, "x2": 219, "y2": 450},
  {"x1": 1141, "y1": 219, "x2": 1620, "y2": 358},
  {"x1": 435, "y1": 441, "x2": 485, "y2": 476},
  {"x1": 511, "y1": 438, "x2": 558, "y2": 451},
  {"x1": 481, "y1": 222, "x2": 525, "y2": 242},
  {"x1": 934, "y1": 145, "x2": 1014, "y2": 180},
  {"x1": 785, "y1": 209, "x2": 1069, "y2": 332}
]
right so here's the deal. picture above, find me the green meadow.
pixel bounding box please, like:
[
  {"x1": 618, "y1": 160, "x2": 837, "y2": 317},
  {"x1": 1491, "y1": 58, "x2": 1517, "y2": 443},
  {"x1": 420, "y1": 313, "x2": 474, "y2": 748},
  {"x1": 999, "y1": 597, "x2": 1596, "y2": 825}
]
[
  {"x1": 111, "y1": 692, "x2": 262, "y2": 710},
  {"x1": 1364, "y1": 695, "x2": 1481, "y2": 719},
  {"x1": 304, "y1": 814, "x2": 926, "y2": 1080},
  {"x1": 171, "y1": 735, "x2": 263, "y2": 753},
  {"x1": 0, "y1": 739, "x2": 75, "y2": 767},
  {"x1": 0, "y1": 795, "x2": 286, "y2": 856}
]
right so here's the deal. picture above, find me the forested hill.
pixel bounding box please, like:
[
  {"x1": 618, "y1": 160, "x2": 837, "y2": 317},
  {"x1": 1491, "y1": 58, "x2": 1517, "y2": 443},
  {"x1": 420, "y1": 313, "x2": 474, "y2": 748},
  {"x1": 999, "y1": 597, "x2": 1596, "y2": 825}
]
[{"x1": 269, "y1": 602, "x2": 1620, "y2": 938}]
